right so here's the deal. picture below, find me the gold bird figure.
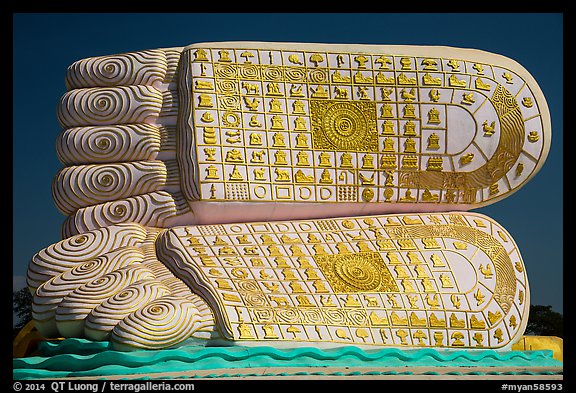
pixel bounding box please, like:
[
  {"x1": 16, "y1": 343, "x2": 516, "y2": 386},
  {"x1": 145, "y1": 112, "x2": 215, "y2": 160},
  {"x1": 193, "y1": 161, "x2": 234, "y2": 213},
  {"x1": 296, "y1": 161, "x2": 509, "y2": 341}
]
[
  {"x1": 429, "y1": 89, "x2": 440, "y2": 102},
  {"x1": 425, "y1": 293, "x2": 440, "y2": 308},
  {"x1": 482, "y1": 120, "x2": 496, "y2": 136},
  {"x1": 263, "y1": 282, "x2": 279, "y2": 292},
  {"x1": 479, "y1": 263, "x2": 493, "y2": 279},
  {"x1": 400, "y1": 88, "x2": 416, "y2": 102}
]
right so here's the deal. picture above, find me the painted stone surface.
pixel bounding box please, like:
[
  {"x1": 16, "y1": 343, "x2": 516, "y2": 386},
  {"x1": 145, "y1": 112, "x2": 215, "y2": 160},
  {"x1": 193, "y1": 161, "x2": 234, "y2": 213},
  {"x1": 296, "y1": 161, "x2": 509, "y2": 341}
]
[{"x1": 27, "y1": 42, "x2": 550, "y2": 353}]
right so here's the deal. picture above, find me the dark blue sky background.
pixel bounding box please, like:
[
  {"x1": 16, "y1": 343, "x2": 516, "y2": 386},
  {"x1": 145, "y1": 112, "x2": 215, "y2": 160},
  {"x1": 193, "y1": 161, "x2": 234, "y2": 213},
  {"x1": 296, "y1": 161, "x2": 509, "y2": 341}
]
[{"x1": 13, "y1": 13, "x2": 563, "y2": 312}]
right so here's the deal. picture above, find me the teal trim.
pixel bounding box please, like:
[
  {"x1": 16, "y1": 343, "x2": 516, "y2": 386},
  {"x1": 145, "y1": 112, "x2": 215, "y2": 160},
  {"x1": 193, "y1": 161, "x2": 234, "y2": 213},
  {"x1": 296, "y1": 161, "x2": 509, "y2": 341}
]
[{"x1": 13, "y1": 339, "x2": 563, "y2": 380}]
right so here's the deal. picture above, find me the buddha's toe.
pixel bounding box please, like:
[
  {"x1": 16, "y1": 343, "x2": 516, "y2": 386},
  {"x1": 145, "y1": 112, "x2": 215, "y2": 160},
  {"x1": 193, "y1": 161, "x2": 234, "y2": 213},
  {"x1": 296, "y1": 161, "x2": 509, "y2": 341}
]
[{"x1": 28, "y1": 223, "x2": 217, "y2": 351}]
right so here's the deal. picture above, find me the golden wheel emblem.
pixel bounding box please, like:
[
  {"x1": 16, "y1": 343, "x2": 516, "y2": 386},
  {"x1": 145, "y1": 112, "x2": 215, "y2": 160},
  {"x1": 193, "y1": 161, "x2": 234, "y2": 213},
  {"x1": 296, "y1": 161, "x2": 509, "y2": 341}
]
[
  {"x1": 311, "y1": 100, "x2": 378, "y2": 152},
  {"x1": 314, "y1": 252, "x2": 398, "y2": 293}
]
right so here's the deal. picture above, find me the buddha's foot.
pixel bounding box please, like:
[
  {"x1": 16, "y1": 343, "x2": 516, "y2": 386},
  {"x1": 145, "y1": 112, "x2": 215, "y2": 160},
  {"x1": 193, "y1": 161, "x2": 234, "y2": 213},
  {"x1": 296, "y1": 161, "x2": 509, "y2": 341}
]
[
  {"x1": 28, "y1": 212, "x2": 529, "y2": 351},
  {"x1": 54, "y1": 42, "x2": 550, "y2": 236}
]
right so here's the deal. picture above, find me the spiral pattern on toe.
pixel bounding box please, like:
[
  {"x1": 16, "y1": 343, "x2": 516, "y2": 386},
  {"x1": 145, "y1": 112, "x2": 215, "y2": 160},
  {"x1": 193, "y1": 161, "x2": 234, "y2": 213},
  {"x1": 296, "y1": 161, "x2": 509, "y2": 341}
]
[
  {"x1": 65, "y1": 50, "x2": 168, "y2": 89},
  {"x1": 57, "y1": 125, "x2": 164, "y2": 165},
  {"x1": 58, "y1": 86, "x2": 163, "y2": 128},
  {"x1": 110, "y1": 296, "x2": 204, "y2": 350},
  {"x1": 53, "y1": 161, "x2": 169, "y2": 214},
  {"x1": 27, "y1": 223, "x2": 147, "y2": 292},
  {"x1": 32, "y1": 247, "x2": 144, "y2": 337},
  {"x1": 54, "y1": 47, "x2": 189, "y2": 234},
  {"x1": 56, "y1": 265, "x2": 156, "y2": 337},
  {"x1": 85, "y1": 280, "x2": 171, "y2": 341}
]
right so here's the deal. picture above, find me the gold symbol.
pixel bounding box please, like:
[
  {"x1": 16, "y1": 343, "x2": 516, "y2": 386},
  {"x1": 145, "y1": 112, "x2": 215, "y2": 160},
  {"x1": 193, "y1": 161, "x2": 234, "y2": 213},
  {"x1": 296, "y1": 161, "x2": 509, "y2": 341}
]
[
  {"x1": 197, "y1": 93, "x2": 214, "y2": 108},
  {"x1": 482, "y1": 120, "x2": 496, "y2": 136},
  {"x1": 397, "y1": 73, "x2": 416, "y2": 85},
  {"x1": 205, "y1": 165, "x2": 219, "y2": 180},
  {"x1": 289, "y1": 84, "x2": 305, "y2": 98},
  {"x1": 239, "y1": 51, "x2": 255, "y2": 63},
  {"x1": 228, "y1": 166, "x2": 244, "y2": 181},
  {"x1": 475, "y1": 77, "x2": 491, "y2": 91},
  {"x1": 223, "y1": 293, "x2": 241, "y2": 302},
  {"x1": 489, "y1": 183, "x2": 500, "y2": 195},
  {"x1": 488, "y1": 310, "x2": 503, "y2": 325},
  {"x1": 273, "y1": 151, "x2": 288, "y2": 165},
  {"x1": 237, "y1": 322, "x2": 255, "y2": 339},
  {"x1": 225, "y1": 149, "x2": 243, "y2": 163},
  {"x1": 267, "y1": 82, "x2": 283, "y2": 96},
  {"x1": 429, "y1": 89, "x2": 441, "y2": 102},
  {"x1": 412, "y1": 329, "x2": 427, "y2": 345},
  {"x1": 451, "y1": 294, "x2": 461, "y2": 309},
  {"x1": 311, "y1": 100, "x2": 378, "y2": 152},
  {"x1": 421, "y1": 58, "x2": 437, "y2": 70},
  {"x1": 361, "y1": 188, "x2": 375, "y2": 202},
  {"x1": 516, "y1": 163, "x2": 524, "y2": 177},
  {"x1": 528, "y1": 131, "x2": 540, "y2": 142},
  {"x1": 515, "y1": 262, "x2": 524, "y2": 273},
  {"x1": 449, "y1": 314, "x2": 465, "y2": 329},
  {"x1": 400, "y1": 88, "x2": 416, "y2": 102},
  {"x1": 472, "y1": 332, "x2": 484, "y2": 347},
  {"x1": 461, "y1": 92, "x2": 475, "y2": 105},
  {"x1": 460, "y1": 153, "x2": 474, "y2": 166},
  {"x1": 402, "y1": 104, "x2": 416, "y2": 119},
  {"x1": 430, "y1": 314, "x2": 446, "y2": 328},
  {"x1": 309, "y1": 53, "x2": 324, "y2": 67},
  {"x1": 509, "y1": 315, "x2": 518, "y2": 329},
  {"x1": 426, "y1": 157, "x2": 443, "y2": 171},
  {"x1": 426, "y1": 134, "x2": 440, "y2": 151},
  {"x1": 453, "y1": 241, "x2": 467, "y2": 250},
  {"x1": 310, "y1": 85, "x2": 329, "y2": 98},
  {"x1": 422, "y1": 73, "x2": 442, "y2": 86},
  {"x1": 335, "y1": 329, "x2": 350, "y2": 340},
  {"x1": 270, "y1": 115, "x2": 285, "y2": 130},
  {"x1": 336, "y1": 54, "x2": 345, "y2": 68},
  {"x1": 287, "y1": 325, "x2": 301, "y2": 338},
  {"x1": 479, "y1": 264, "x2": 494, "y2": 279},
  {"x1": 268, "y1": 99, "x2": 282, "y2": 114},
  {"x1": 200, "y1": 112, "x2": 214, "y2": 123},
  {"x1": 374, "y1": 55, "x2": 392, "y2": 69},
  {"x1": 331, "y1": 70, "x2": 350, "y2": 83},
  {"x1": 272, "y1": 132, "x2": 286, "y2": 148},
  {"x1": 296, "y1": 151, "x2": 310, "y2": 167},
  {"x1": 502, "y1": 72, "x2": 514, "y2": 84},
  {"x1": 473, "y1": 63, "x2": 484, "y2": 74},
  {"x1": 354, "y1": 55, "x2": 369, "y2": 68},
  {"x1": 427, "y1": 108, "x2": 441, "y2": 124},
  {"x1": 451, "y1": 331, "x2": 465, "y2": 347},
  {"x1": 425, "y1": 293, "x2": 440, "y2": 309},
  {"x1": 288, "y1": 54, "x2": 303, "y2": 65},
  {"x1": 203, "y1": 127, "x2": 217, "y2": 144},
  {"x1": 439, "y1": 274, "x2": 453, "y2": 288},
  {"x1": 195, "y1": 80, "x2": 214, "y2": 90},
  {"x1": 380, "y1": 88, "x2": 393, "y2": 101},
  {"x1": 241, "y1": 81, "x2": 260, "y2": 95},
  {"x1": 369, "y1": 312, "x2": 388, "y2": 326},
  {"x1": 494, "y1": 329, "x2": 504, "y2": 343},
  {"x1": 474, "y1": 288, "x2": 486, "y2": 306},
  {"x1": 292, "y1": 100, "x2": 306, "y2": 114},
  {"x1": 204, "y1": 148, "x2": 217, "y2": 161},
  {"x1": 244, "y1": 97, "x2": 260, "y2": 111},
  {"x1": 522, "y1": 97, "x2": 534, "y2": 107},
  {"x1": 334, "y1": 86, "x2": 348, "y2": 99},
  {"x1": 193, "y1": 49, "x2": 208, "y2": 62},
  {"x1": 294, "y1": 117, "x2": 308, "y2": 131},
  {"x1": 449, "y1": 74, "x2": 467, "y2": 88},
  {"x1": 380, "y1": 103, "x2": 394, "y2": 118}
]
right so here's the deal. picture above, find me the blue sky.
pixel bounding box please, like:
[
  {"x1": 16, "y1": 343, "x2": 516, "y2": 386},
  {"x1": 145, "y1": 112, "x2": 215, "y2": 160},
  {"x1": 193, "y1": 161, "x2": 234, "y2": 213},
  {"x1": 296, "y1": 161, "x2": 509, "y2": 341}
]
[{"x1": 13, "y1": 13, "x2": 563, "y2": 313}]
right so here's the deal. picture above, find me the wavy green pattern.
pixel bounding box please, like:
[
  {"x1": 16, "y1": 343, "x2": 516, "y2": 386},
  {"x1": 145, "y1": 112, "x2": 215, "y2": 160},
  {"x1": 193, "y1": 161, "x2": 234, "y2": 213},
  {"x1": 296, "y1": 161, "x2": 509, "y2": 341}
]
[{"x1": 13, "y1": 339, "x2": 562, "y2": 380}]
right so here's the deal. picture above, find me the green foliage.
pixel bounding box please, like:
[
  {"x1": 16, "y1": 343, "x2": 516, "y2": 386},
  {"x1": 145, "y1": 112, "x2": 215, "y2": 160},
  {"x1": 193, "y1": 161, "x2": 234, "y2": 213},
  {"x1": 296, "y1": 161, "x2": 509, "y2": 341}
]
[
  {"x1": 13, "y1": 287, "x2": 32, "y2": 337},
  {"x1": 525, "y1": 305, "x2": 563, "y2": 338}
]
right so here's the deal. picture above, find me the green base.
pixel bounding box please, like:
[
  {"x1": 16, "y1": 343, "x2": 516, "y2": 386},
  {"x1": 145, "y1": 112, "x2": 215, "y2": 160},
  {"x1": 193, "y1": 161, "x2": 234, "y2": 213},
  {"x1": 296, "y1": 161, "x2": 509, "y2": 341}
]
[{"x1": 13, "y1": 339, "x2": 563, "y2": 380}]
